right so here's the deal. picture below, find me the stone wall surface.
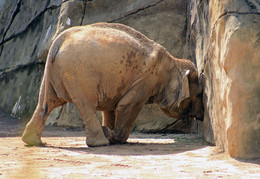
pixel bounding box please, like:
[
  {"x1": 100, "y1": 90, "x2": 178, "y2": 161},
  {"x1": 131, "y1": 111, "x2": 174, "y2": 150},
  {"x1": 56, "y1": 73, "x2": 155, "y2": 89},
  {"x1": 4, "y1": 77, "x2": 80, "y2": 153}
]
[
  {"x1": 189, "y1": 0, "x2": 260, "y2": 158},
  {"x1": 0, "y1": 0, "x2": 259, "y2": 159},
  {"x1": 0, "y1": 0, "x2": 63, "y2": 117}
]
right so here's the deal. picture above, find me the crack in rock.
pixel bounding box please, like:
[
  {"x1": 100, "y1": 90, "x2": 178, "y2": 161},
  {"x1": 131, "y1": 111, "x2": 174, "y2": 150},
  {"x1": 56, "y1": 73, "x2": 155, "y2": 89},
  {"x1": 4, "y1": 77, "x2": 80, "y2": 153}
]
[
  {"x1": 109, "y1": 0, "x2": 164, "y2": 23},
  {"x1": 80, "y1": 0, "x2": 87, "y2": 26},
  {"x1": 0, "y1": 62, "x2": 45, "y2": 78},
  {"x1": 0, "y1": 2, "x2": 63, "y2": 49},
  {"x1": 0, "y1": 0, "x2": 22, "y2": 55},
  {"x1": 203, "y1": 10, "x2": 260, "y2": 65},
  {"x1": 0, "y1": 0, "x2": 165, "y2": 50},
  {"x1": 213, "y1": 11, "x2": 260, "y2": 31}
]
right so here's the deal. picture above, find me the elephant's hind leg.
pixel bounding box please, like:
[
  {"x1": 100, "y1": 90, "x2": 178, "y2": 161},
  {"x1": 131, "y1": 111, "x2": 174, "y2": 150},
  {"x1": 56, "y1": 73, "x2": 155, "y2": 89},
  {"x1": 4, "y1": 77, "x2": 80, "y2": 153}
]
[
  {"x1": 71, "y1": 95, "x2": 109, "y2": 147},
  {"x1": 76, "y1": 104, "x2": 109, "y2": 147},
  {"x1": 22, "y1": 82, "x2": 65, "y2": 146}
]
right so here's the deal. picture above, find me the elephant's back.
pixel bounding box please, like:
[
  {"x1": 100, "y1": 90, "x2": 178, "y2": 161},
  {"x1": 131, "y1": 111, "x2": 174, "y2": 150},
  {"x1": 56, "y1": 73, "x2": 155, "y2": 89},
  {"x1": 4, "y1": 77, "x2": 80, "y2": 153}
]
[
  {"x1": 48, "y1": 23, "x2": 168, "y2": 110},
  {"x1": 89, "y1": 22, "x2": 156, "y2": 50},
  {"x1": 58, "y1": 23, "x2": 158, "y2": 56},
  {"x1": 54, "y1": 23, "x2": 163, "y2": 70}
]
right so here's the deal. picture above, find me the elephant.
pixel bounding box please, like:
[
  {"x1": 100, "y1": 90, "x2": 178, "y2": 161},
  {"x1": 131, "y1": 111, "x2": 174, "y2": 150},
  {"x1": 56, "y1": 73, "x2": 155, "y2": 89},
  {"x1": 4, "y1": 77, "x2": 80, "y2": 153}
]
[{"x1": 22, "y1": 22, "x2": 203, "y2": 147}]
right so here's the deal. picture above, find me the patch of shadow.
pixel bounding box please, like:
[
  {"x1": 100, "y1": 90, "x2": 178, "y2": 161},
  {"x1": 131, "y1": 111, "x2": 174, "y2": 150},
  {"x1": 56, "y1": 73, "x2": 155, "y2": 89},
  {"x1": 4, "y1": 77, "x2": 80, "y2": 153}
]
[{"x1": 41, "y1": 133, "x2": 209, "y2": 156}]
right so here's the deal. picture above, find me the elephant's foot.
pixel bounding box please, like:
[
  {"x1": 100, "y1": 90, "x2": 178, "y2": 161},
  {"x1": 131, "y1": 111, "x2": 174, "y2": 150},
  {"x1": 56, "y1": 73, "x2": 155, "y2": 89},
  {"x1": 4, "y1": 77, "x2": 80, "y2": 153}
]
[
  {"x1": 86, "y1": 136, "x2": 109, "y2": 147},
  {"x1": 102, "y1": 126, "x2": 126, "y2": 144},
  {"x1": 22, "y1": 129, "x2": 44, "y2": 146},
  {"x1": 102, "y1": 126, "x2": 116, "y2": 141}
]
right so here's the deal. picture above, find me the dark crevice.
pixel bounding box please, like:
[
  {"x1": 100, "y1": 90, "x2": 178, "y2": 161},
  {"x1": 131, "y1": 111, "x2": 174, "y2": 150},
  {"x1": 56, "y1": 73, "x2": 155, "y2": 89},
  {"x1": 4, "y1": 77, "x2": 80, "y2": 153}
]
[
  {"x1": 182, "y1": 0, "x2": 192, "y2": 63},
  {"x1": 109, "y1": 0, "x2": 164, "y2": 23},
  {"x1": 0, "y1": 61, "x2": 45, "y2": 79},
  {"x1": 80, "y1": 0, "x2": 87, "y2": 25},
  {"x1": 245, "y1": 0, "x2": 257, "y2": 10}
]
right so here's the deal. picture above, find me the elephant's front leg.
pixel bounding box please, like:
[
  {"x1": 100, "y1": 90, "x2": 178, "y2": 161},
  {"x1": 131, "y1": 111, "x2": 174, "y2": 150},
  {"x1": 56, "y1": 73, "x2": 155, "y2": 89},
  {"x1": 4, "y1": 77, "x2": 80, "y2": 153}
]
[
  {"x1": 102, "y1": 110, "x2": 115, "y2": 130},
  {"x1": 113, "y1": 103, "x2": 144, "y2": 144},
  {"x1": 101, "y1": 110, "x2": 117, "y2": 142},
  {"x1": 105, "y1": 85, "x2": 150, "y2": 144}
]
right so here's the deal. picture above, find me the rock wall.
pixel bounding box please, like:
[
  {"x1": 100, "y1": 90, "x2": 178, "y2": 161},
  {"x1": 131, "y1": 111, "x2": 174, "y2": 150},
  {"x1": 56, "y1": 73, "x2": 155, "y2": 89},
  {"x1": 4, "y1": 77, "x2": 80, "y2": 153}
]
[
  {"x1": 0, "y1": 0, "x2": 62, "y2": 117},
  {"x1": 1, "y1": 0, "x2": 259, "y2": 158},
  {"x1": 189, "y1": 0, "x2": 260, "y2": 158}
]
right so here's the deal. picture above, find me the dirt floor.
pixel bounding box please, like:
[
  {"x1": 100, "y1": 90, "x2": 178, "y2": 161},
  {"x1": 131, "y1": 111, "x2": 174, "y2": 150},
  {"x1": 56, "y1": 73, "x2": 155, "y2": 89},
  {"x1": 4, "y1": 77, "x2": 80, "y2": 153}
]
[{"x1": 0, "y1": 115, "x2": 260, "y2": 178}]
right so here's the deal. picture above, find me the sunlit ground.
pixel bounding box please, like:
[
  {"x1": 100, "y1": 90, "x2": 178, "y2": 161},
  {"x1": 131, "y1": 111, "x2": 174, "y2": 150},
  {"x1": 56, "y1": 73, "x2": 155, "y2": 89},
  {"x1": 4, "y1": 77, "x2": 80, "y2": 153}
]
[{"x1": 0, "y1": 132, "x2": 259, "y2": 178}]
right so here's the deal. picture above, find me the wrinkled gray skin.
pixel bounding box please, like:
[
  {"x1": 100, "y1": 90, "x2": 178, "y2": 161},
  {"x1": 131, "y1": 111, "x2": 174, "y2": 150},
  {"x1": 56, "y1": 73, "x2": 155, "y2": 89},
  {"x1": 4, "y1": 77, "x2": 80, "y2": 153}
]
[{"x1": 22, "y1": 23, "x2": 203, "y2": 147}]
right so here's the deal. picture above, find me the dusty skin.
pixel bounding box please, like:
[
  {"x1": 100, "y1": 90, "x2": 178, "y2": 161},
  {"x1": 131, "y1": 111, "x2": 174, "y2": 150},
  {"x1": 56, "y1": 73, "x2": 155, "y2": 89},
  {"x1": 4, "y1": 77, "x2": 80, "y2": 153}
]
[{"x1": 1, "y1": 116, "x2": 260, "y2": 178}]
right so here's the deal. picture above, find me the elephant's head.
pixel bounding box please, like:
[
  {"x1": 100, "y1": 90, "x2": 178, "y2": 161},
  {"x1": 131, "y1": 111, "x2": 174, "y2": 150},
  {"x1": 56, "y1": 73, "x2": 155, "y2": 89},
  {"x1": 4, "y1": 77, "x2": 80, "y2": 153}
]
[
  {"x1": 187, "y1": 71, "x2": 204, "y2": 120},
  {"x1": 159, "y1": 69, "x2": 204, "y2": 121}
]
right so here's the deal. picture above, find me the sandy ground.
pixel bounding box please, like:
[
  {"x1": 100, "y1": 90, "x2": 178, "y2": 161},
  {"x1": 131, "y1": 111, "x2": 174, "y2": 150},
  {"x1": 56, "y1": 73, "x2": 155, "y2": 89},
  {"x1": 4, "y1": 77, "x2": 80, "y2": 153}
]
[{"x1": 0, "y1": 115, "x2": 259, "y2": 178}]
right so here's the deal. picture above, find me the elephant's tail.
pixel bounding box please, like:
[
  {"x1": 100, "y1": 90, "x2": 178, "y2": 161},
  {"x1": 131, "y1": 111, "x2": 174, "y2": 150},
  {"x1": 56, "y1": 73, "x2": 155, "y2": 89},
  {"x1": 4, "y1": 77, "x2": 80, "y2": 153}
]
[{"x1": 42, "y1": 42, "x2": 59, "y2": 112}]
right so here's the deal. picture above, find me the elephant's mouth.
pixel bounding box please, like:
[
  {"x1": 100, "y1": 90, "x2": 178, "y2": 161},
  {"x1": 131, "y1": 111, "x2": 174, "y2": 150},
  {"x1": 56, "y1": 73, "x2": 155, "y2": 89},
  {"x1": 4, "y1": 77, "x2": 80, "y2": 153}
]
[
  {"x1": 179, "y1": 102, "x2": 204, "y2": 121},
  {"x1": 189, "y1": 93, "x2": 204, "y2": 121},
  {"x1": 188, "y1": 112, "x2": 203, "y2": 121},
  {"x1": 188, "y1": 102, "x2": 204, "y2": 121}
]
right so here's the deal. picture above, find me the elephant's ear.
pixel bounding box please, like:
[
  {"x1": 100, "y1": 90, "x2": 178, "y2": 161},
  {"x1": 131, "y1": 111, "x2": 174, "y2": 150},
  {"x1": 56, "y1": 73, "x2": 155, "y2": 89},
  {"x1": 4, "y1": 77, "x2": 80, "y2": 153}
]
[{"x1": 177, "y1": 70, "x2": 190, "y2": 107}]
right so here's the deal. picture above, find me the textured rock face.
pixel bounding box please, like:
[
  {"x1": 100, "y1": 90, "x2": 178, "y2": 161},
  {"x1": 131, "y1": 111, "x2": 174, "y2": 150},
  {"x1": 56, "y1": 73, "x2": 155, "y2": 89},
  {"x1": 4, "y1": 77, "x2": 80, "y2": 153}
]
[
  {"x1": 189, "y1": 0, "x2": 260, "y2": 158},
  {"x1": 0, "y1": 0, "x2": 62, "y2": 116}
]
